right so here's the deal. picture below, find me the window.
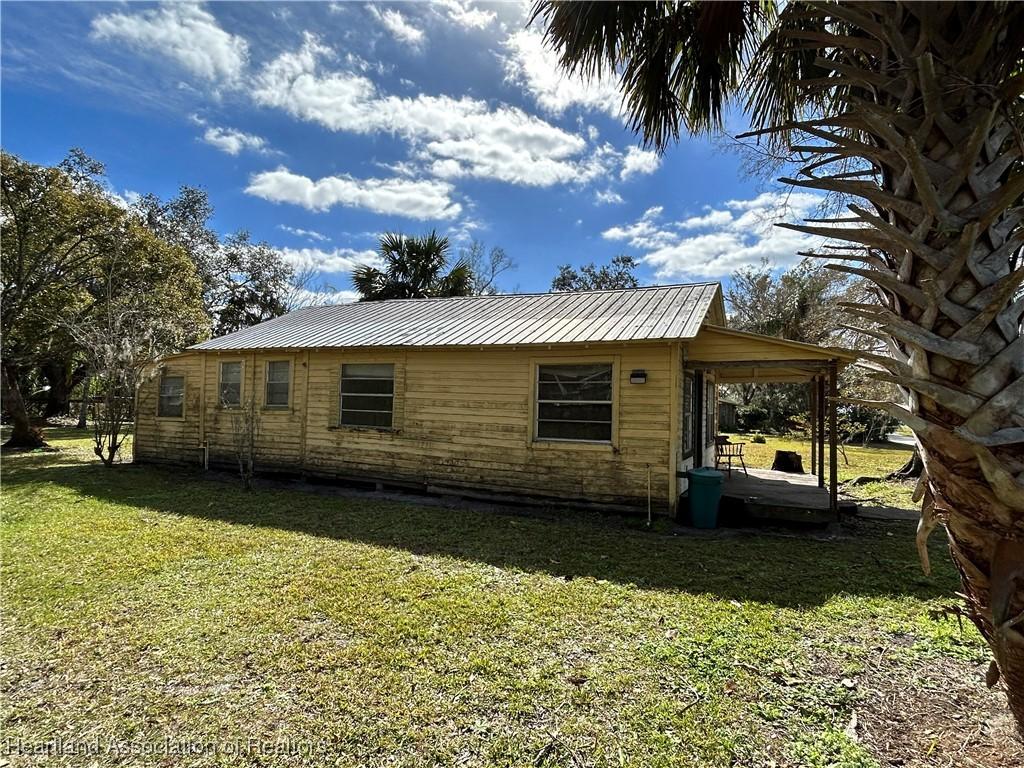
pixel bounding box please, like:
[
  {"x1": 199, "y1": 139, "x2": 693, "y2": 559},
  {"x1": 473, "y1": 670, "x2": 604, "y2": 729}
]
[
  {"x1": 265, "y1": 361, "x2": 290, "y2": 407},
  {"x1": 340, "y1": 363, "x2": 394, "y2": 427},
  {"x1": 219, "y1": 361, "x2": 242, "y2": 407},
  {"x1": 158, "y1": 375, "x2": 184, "y2": 418},
  {"x1": 536, "y1": 363, "x2": 613, "y2": 442},
  {"x1": 705, "y1": 380, "x2": 716, "y2": 447},
  {"x1": 682, "y1": 372, "x2": 694, "y2": 459}
]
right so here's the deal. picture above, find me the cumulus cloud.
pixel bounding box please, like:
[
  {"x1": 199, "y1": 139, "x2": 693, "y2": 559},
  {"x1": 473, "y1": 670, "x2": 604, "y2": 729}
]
[
  {"x1": 250, "y1": 34, "x2": 611, "y2": 188},
  {"x1": 277, "y1": 225, "x2": 330, "y2": 243},
  {"x1": 90, "y1": 3, "x2": 248, "y2": 84},
  {"x1": 291, "y1": 286, "x2": 361, "y2": 307},
  {"x1": 501, "y1": 29, "x2": 621, "y2": 117},
  {"x1": 201, "y1": 125, "x2": 270, "y2": 155},
  {"x1": 246, "y1": 167, "x2": 462, "y2": 220},
  {"x1": 433, "y1": 0, "x2": 496, "y2": 30},
  {"x1": 602, "y1": 192, "x2": 828, "y2": 278},
  {"x1": 368, "y1": 6, "x2": 425, "y2": 48},
  {"x1": 602, "y1": 206, "x2": 678, "y2": 250},
  {"x1": 278, "y1": 246, "x2": 380, "y2": 274},
  {"x1": 678, "y1": 209, "x2": 734, "y2": 229},
  {"x1": 620, "y1": 146, "x2": 661, "y2": 180}
]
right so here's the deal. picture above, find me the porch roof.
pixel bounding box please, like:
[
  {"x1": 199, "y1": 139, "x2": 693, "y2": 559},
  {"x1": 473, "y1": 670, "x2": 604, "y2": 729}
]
[{"x1": 685, "y1": 325, "x2": 858, "y2": 383}]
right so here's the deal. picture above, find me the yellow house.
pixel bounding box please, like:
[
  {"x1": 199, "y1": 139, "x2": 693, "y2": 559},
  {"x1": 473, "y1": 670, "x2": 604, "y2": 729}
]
[{"x1": 135, "y1": 283, "x2": 851, "y2": 517}]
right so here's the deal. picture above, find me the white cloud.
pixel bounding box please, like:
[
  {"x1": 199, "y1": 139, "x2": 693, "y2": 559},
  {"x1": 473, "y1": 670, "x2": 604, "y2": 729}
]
[
  {"x1": 678, "y1": 209, "x2": 734, "y2": 229},
  {"x1": 201, "y1": 125, "x2": 269, "y2": 155},
  {"x1": 433, "y1": 0, "x2": 496, "y2": 30},
  {"x1": 291, "y1": 286, "x2": 361, "y2": 307},
  {"x1": 251, "y1": 34, "x2": 608, "y2": 188},
  {"x1": 501, "y1": 29, "x2": 621, "y2": 117},
  {"x1": 90, "y1": 3, "x2": 248, "y2": 84},
  {"x1": 620, "y1": 146, "x2": 661, "y2": 180},
  {"x1": 368, "y1": 6, "x2": 425, "y2": 48},
  {"x1": 601, "y1": 206, "x2": 677, "y2": 249},
  {"x1": 278, "y1": 246, "x2": 380, "y2": 274},
  {"x1": 107, "y1": 188, "x2": 141, "y2": 209},
  {"x1": 277, "y1": 225, "x2": 330, "y2": 243},
  {"x1": 594, "y1": 189, "x2": 624, "y2": 205},
  {"x1": 602, "y1": 192, "x2": 828, "y2": 278},
  {"x1": 246, "y1": 167, "x2": 462, "y2": 220}
]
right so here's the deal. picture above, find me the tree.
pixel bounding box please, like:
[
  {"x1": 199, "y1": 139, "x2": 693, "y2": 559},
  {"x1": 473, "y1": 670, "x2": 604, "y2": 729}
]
[
  {"x1": 230, "y1": 396, "x2": 261, "y2": 491},
  {"x1": 728, "y1": 258, "x2": 846, "y2": 342},
  {"x1": 534, "y1": 1, "x2": 1024, "y2": 729},
  {"x1": 551, "y1": 254, "x2": 641, "y2": 291},
  {"x1": 65, "y1": 218, "x2": 206, "y2": 466},
  {"x1": 0, "y1": 150, "x2": 121, "y2": 447},
  {"x1": 134, "y1": 187, "x2": 295, "y2": 336},
  {"x1": 352, "y1": 231, "x2": 473, "y2": 301},
  {"x1": 460, "y1": 240, "x2": 516, "y2": 295}
]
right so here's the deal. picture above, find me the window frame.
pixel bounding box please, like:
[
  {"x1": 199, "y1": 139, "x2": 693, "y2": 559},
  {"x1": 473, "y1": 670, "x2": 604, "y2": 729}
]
[
  {"x1": 681, "y1": 371, "x2": 695, "y2": 460},
  {"x1": 705, "y1": 379, "x2": 716, "y2": 448},
  {"x1": 263, "y1": 359, "x2": 292, "y2": 409},
  {"x1": 532, "y1": 359, "x2": 617, "y2": 446},
  {"x1": 157, "y1": 374, "x2": 186, "y2": 419},
  {"x1": 217, "y1": 359, "x2": 244, "y2": 409},
  {"x1": 339, "y1": 362, "x2": 396, "y2": 430}
]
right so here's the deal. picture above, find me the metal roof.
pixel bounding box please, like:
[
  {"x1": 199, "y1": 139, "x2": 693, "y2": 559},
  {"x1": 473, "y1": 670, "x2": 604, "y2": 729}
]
[{"x1": 191, "y1": 283, "x2": 723, "y2": 351}]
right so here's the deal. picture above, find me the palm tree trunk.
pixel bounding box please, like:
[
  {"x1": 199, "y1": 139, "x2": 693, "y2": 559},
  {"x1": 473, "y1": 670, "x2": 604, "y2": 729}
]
[{"x1": 772, "y1": 2, "x2": 1024, "y2": 730}]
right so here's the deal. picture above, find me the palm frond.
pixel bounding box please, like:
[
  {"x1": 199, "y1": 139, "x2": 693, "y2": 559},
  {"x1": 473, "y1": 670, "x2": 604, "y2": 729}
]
[{"x1": 531, "y1": 1, "x2": 775, "y2": 148}]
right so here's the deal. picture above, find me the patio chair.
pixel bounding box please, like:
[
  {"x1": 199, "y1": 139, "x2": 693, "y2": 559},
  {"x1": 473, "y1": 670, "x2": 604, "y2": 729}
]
[{"x1": 714, "y1": 435, "x2": 748, "y2": 477}]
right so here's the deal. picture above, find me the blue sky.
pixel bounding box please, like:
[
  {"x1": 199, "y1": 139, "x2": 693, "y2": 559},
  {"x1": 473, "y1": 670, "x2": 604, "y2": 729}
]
[{"x1": 2, "y1": 1, "x2": 823, "y2": 300}]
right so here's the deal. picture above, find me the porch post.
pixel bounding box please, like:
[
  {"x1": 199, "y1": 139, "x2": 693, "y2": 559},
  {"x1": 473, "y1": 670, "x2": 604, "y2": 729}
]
[
  {"x1": 816, "y1": 374, "x2": 826, "y2": 488},
  {"x1": 828, "y1": 360, "x2": 838, "y2": 517},
  {"x1": 809, "y1": 379, "x2": 817, "y2": 476}
]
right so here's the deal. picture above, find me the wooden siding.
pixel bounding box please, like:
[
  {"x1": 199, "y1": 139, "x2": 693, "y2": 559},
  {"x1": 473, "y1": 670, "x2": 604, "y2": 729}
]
[
  {"x1": 134, "y1": 354, "x2": 204, "y2": 465},
  {"x1": 136, "y1": 342, "x2": 679, "y2": 512}
]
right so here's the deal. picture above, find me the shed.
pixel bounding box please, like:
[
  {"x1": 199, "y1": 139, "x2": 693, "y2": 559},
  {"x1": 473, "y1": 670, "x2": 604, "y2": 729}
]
[
  {"x1": 718, "y1": 398, "x2": 739, "y2": 432},
  {"x1": 135, "y1": 283, "x2": 853, "y2": 517}
]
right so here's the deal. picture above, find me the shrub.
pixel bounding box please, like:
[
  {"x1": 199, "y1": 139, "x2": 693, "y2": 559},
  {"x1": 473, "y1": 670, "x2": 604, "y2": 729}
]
[{"x1": 751, "y1": 434, "x2": 767, "y2": 444}]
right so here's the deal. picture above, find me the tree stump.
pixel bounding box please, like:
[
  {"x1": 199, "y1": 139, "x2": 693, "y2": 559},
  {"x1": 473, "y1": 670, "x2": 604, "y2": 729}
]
[{"x1": 771, "y1": 450, "x2": 804, "y2": 473}]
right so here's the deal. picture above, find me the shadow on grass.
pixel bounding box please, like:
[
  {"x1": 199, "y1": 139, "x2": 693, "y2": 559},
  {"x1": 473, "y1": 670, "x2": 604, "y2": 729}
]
[{"x1": 4, "y1": 454, "x2": 956, "y2": 609}]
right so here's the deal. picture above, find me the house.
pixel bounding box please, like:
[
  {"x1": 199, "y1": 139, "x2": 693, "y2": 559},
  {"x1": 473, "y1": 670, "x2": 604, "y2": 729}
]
[
  {"x1": 135, "y1": 283, "x2": 851, "y2": 516},
  {"x1": 718, "y1": 397, "x2": 739, "y2": 432}
]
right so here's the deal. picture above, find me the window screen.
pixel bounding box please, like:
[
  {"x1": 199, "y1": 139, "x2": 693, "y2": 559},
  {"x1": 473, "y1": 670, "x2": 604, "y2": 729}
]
[
  {"x1": 265, "y1": 361, "x2": 290, "y2": 407},
  {"x1": 219, "y1": 361, "x2": 242, "y2": 407},
  {"x1": 682, "y1": 372, "x2": 694, "y2": 459},
  {"x1": 340, "y1": 363, "x2": 394, "y2": 427},
  {"x1": 536, "y1": 363, "x2": 613, "y2": 442},
  {"x1": 705, "y1": 381, "x2": 716, "y2": 447},
  {"x1": 158, "y1": 375, "x2": 184, "y2": 417}
]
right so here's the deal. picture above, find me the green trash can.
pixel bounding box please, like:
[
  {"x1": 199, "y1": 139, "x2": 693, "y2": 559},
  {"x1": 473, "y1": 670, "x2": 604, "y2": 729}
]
[{"x1": 687, "y1": 467, "x2": 725, "y2": 528}]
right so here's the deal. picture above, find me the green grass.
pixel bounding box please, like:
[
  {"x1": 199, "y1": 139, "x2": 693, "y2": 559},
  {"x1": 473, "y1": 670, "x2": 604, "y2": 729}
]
[
  {"x1": 725, "y1": 433, "x2": 918, "y2": 510},
  {"x1": 1, "y1": 431, "x2": 985, "y2": 766}
]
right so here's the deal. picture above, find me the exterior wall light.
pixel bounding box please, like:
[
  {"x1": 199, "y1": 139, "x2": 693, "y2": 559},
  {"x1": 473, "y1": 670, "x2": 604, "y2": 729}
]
[{"x1": 630, "y1": 370, "x2": 647, "y2": 384}]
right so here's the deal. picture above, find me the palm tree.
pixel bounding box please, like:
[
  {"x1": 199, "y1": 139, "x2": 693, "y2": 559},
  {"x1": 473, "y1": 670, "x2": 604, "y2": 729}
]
[
  {"x1": 352, "y1": 231, "x2": 474, "y2": 301},
  {"x1": 533, "y1": 0, "x2": 1024, "y2": 730}
]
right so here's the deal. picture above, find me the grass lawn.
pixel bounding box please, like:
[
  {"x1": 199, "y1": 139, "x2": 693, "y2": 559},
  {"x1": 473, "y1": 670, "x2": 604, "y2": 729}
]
[
  {"x1": 2, "y1": 430, "x2": 1019, "y2": 767},
  {"x1": 724, "y1": 434, "x2": 919, "y2": 511}
]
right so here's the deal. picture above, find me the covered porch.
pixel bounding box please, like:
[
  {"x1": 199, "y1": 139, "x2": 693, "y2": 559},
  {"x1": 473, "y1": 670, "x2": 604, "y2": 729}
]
[{"x1": 684, "y1": 326, "x2": 857, "y2": 524}]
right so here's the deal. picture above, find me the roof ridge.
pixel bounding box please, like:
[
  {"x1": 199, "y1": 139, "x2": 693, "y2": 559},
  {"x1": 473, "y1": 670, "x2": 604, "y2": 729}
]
[{"x1": 330, "y1": 281, "x2": 719, "y2": 306}]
